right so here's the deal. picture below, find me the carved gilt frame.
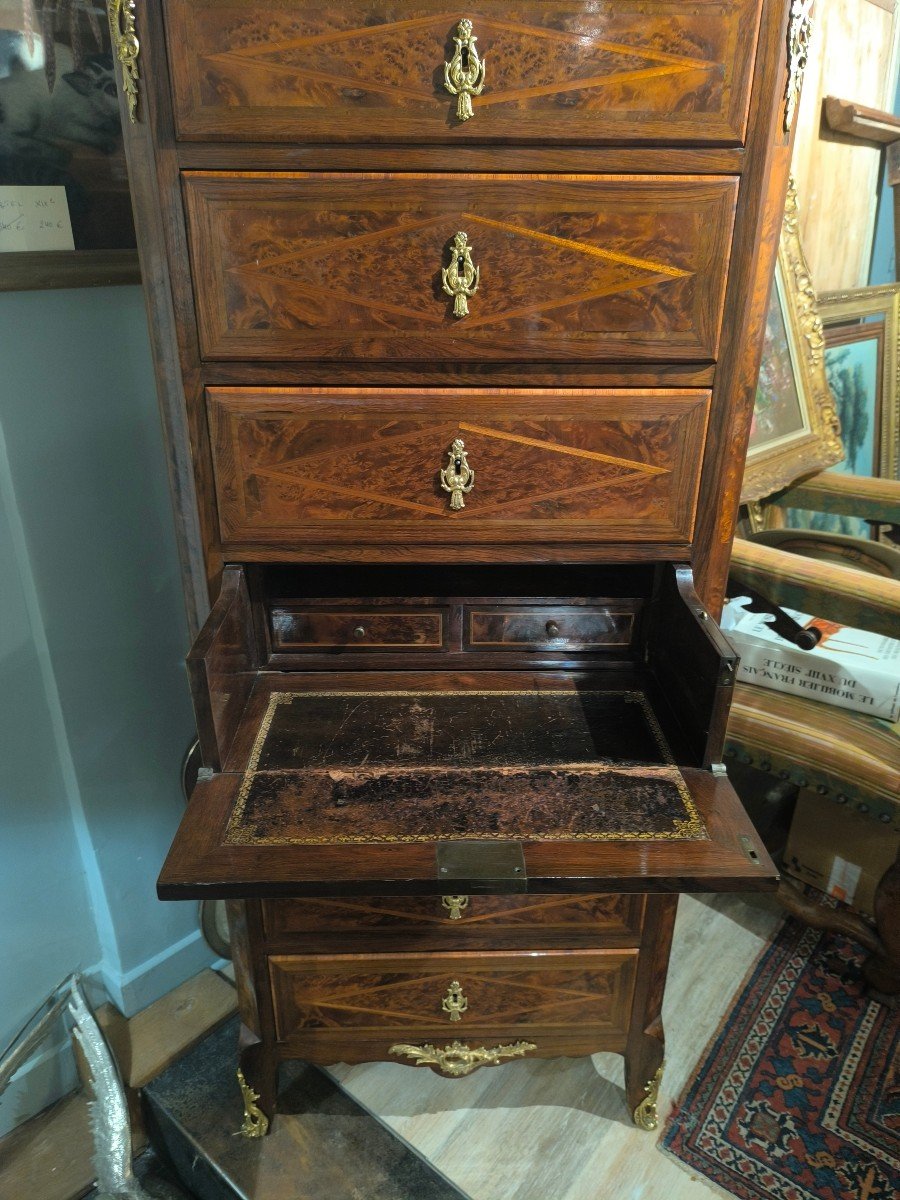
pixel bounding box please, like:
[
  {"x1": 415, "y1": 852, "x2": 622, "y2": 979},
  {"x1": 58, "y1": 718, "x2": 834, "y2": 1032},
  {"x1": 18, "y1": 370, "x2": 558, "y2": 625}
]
[
  {"x1": 817, "y1": 283, "x2": 900, "y2": 482},
  {"x1": 741, "y1": 180, "x2": 843, "y2": 504}
]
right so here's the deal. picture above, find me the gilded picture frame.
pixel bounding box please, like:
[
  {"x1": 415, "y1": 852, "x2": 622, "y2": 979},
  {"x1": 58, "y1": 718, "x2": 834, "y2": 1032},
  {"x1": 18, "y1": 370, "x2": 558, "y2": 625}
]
[
  {"x1": 817, "y1": 284, "x2": 900, "y2": 483},
  {"x1": 0, "y1": 0, "x2": 139, "y2": 290},
  {"x1": 741, "y1": 180, "x2": 843, "y2": 504}
]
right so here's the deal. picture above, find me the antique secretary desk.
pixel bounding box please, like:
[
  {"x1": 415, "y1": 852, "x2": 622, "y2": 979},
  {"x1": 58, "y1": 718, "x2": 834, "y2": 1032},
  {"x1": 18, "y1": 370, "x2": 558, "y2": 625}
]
[{"x1": 109, "y1": 0, "x2": 807, "y2": 1137}]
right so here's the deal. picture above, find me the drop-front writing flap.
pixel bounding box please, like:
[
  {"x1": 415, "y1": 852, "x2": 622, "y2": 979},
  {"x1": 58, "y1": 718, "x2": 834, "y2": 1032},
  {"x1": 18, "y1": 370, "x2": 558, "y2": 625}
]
[{"x1": 159, "y1": 674, "x2": 776, "y2": 899}]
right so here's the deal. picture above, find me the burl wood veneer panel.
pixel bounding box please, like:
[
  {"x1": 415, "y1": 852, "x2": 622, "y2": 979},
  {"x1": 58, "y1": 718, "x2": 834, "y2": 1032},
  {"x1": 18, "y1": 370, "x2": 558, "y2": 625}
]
[
  {"x1": 466, "y1": 605, "x2": 634, "y2": 650},
  {"x1": 183, "y1": 174, "x2": 738, "y2": 362},
  {"x1": 206, "y1": 387, "x2": 711, "y2": 547},
  {"x1": 269, "y1": 950, "x2": 637, "y2": 1039},
  {"x1": 166, "y1": 0, "x2": 763, "y2": 145}
]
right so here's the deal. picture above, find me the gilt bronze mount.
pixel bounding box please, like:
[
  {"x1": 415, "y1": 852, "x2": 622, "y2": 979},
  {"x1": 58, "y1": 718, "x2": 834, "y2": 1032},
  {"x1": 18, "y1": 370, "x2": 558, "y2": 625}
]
[
  {"x1": 443, "y1": 19, "x2": 486, "y2": 121},
  {"x1": 632, "y1": 1063, "x2": 665, "y2": 1131},
  {"x1": 390, "y1": 1040, "x2": 537, "y2": 1077},
  {"x1": 236, "y1": 1068, "x2": 270, "y2": 1138}
]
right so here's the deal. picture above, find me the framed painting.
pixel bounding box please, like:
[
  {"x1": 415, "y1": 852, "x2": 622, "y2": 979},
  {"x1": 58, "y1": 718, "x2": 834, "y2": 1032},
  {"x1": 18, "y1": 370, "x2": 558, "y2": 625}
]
[
  {"x1": 818, "y1": 284, "x2": 900, "y2": 482},
  {"x1": 0, "y1": 0, "x2": 139, "y2": 289},
  {"x1": 741, "y1": 179, "x2": 843, "y2": 504},
  {"x1": 784, "y1": 284, "x2": 900, "y2": 539}
]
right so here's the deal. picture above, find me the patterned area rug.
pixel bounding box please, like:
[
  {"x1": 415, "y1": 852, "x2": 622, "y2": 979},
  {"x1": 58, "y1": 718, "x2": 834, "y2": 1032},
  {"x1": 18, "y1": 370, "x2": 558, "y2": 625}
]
[{"x1": 662, "y1": 917, "x2": 899, "y2": 1200}]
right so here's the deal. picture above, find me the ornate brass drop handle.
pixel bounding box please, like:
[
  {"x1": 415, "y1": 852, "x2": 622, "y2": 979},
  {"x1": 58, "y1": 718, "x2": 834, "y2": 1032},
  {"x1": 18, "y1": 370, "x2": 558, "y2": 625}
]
[
  {"x1": 444, "y1": 19, "x2": 486, "y2": 121},
  {"x1": 442, "y1": 980, "x2": 468, "y2": 1022},
  {"x1": 442, "y1": 231, "x2": 479, "y2": 318},
  {"x1": 440, "y1": 438, "x2": 475, "y2": 511},
  {"x1": 442, "y1": 894, "x2": 469, "y2": 920},
  {"x1": 389, "y1": 1040, "x2": 537, "y2": 1077},
  {"x1": 107, "y1": 0, "x2": 140, "y2": 123}
]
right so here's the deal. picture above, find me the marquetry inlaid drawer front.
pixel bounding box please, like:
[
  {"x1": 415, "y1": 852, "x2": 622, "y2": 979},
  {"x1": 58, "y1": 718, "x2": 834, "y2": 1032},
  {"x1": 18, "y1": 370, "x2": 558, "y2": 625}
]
[
  {"x1": 270, "y1": 607, "x2": 446, "y2": 652},
  {"x1": 263, "y1": 893, "x2": 645, "y2": 949},
  {"x1": 166, "y1": 1, "x2": 763, "y2": 146},
  {"x1": 183, "y1": 173, "x2": 737, "y2": 363},
  {"x1": 207, "y1": 387, "x2": 711, "y2": 548},
  {"x1": 269, "y1": 950, "x2": 637, "y2": 1041},
  {"x1": 466, "y1": 606, "x2": 634, "y2": 652}
]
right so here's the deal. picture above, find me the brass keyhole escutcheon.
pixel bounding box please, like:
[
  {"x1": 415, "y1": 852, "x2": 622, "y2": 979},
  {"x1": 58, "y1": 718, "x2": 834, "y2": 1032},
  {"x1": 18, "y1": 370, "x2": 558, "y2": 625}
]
[
  {"x1": 439, "y1": 438, "x2": 475, "y2": 511},
  {"x1": 441, "y1": 230, "x2": 479, "y2": 318},
  {"x1": 443, "y1": 19, "x2": 486, "y2": 121},
  {"x1": 442, "y1": 980, "x2": 469, "y2": 1022},
  {"x1": 442, "y1": 894, "x2": 469, "y2": 920}
]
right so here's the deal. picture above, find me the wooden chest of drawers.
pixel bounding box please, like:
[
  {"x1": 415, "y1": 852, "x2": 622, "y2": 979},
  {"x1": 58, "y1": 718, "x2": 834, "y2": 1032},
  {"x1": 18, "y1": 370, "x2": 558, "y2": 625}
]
[{"x1": 113, "y1": 0, "x2": 804, "y2": 1142}]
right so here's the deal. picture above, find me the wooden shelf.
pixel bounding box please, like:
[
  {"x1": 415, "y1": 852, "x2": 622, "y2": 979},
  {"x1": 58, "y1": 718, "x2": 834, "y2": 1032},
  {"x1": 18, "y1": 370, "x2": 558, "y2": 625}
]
[{"x1": 824, "y1": 96, "x2": 900, "y2": 145}]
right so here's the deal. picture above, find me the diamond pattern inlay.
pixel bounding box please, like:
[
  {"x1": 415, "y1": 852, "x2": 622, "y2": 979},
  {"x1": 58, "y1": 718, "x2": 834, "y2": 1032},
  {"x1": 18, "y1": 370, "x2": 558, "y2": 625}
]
[
  {"x1": 202, "y1": 12, "x2": 719, "y2": 111},
  {"x1": 230, "y1": 211, "x2": 691, "y2": 331},
  {"x1": 247, "y1": 419, "x2": 670, "y2": 524},
  {"x1": 274, "y1": 959, "x2": 628, "y2": 1032}
]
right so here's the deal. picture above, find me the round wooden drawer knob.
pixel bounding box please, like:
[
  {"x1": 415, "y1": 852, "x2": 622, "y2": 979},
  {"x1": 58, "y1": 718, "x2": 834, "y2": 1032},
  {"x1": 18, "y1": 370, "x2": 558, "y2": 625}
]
[
  {"x1": 545, "y1": 621, "x2": 561, "y2": 638},
  {"x1": 352, "y1": 625, "x2": 367, "y2": 640}
]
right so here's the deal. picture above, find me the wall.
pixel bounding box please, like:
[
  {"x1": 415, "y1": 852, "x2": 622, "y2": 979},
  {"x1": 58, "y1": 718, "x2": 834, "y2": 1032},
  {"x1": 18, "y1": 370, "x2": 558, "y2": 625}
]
[
  {"x1": 0, "y1": 285, "x2": 212, "y2": 1137},
  {"x1": 0, "y1": 431, "x2": 98, "y2": 1133},
  {"x1": 868, "y1": 74, "x2": 900, "y2": 287},
  {"x1": 791, "y1": 0, "x2": 900, "y2": 291}
]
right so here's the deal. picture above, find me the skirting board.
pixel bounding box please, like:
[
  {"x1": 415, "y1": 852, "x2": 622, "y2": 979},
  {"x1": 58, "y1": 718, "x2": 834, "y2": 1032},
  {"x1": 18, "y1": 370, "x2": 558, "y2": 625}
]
[{"x1": 102, "y1": 927, "x2": 216, "y2": 1017}]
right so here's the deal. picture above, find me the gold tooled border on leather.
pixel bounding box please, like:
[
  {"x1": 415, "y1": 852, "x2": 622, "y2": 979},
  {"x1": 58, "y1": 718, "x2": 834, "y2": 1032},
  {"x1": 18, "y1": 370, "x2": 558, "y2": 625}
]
[{"x1": 224, "y1": 690, "x2": 708, "y2": 845}]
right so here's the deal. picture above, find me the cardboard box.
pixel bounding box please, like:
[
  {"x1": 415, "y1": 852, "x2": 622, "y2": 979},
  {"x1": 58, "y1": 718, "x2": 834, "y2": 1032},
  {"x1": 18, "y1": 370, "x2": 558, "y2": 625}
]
[
  {"x1": 783, "y1": 791, "x2": 900, "y2": 917},
  {"x1": 721, "y1": 597, "x2": 900, "y2": 721}
]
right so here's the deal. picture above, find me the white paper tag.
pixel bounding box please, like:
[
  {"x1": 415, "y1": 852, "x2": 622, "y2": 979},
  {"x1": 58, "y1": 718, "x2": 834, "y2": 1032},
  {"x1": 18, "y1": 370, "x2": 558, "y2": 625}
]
[
  {"x1": 0, "y1": 186, "x2": 75, "y2": 252},
  {"x1": 826, "y1": 856, "x2": 861, "y2": 905}
]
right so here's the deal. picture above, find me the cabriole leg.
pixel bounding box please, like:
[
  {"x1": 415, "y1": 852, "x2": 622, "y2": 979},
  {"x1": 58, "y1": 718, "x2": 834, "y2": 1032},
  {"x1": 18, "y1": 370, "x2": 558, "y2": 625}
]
[
  {"x1": 623, "y1": 894, "x2": 677, "y2": 1130},
  {"x1": 237, "y1": 1036, "x2": 277, "y2": 1138}
]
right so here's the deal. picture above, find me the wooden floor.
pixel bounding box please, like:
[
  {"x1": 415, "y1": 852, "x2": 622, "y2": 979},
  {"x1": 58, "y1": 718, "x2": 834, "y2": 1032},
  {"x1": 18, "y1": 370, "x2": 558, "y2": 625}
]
[{"x1": 327, "y1": 892, "x2": 783, "y2": 1200}]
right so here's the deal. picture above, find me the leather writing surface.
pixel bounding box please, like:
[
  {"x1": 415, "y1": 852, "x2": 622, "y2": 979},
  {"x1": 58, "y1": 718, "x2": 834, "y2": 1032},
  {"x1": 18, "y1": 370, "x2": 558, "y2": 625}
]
[
  {"x1": 255, "y1": 689, "x2": 669, "y2": 769},
  {"x1": 223, "y1": 690, "x2": 707, "y2": 846}
]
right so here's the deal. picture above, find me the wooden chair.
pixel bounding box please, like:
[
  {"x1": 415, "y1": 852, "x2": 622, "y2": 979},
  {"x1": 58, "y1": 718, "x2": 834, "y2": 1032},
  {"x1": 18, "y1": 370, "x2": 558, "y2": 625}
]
[{"x1": 726, "y1": 470, "x2": 900, "y2": 1003}]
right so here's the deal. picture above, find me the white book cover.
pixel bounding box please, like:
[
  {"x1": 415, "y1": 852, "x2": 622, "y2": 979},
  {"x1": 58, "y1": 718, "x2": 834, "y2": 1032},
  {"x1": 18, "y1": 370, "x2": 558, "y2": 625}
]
[{"x1": 721, "y1": 597, "x2": 900, "y2": 721}]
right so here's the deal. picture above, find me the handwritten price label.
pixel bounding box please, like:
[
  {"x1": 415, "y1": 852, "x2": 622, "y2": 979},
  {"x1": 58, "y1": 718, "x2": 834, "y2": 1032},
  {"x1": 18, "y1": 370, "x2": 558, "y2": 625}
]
[{"x1": 0, "y1": 186, "x2": 75, "y2": 252}]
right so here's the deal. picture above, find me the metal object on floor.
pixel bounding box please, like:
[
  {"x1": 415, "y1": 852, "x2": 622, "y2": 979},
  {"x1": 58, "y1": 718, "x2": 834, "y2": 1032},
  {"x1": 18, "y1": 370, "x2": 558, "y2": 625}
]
[
  {"x1": 0, "y1": 975, "x2": 154, "y2": 1199},
  {"x1": 68, "y1": 978, "x2": 153, "y2": 1200},
  {"x1": 143, "y1": 1017, "x2": 470, "y2": 1200},
  {"x1": 235, "y1": 1069, "x2": 268, "y2": 1139}
]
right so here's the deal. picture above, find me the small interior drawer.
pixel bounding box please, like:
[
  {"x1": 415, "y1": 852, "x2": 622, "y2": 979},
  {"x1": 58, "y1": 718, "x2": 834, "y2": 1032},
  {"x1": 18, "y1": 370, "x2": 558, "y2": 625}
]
[
  {"x1": 466, "y1": 606, "x2": 635, "y2": 652},
  {"x1": 271, "y1": 607, "x2": 446, "y2": 652}
]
